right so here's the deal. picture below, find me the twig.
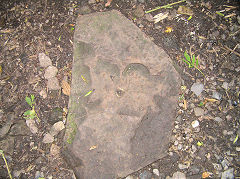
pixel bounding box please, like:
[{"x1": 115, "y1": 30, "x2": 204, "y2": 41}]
[
  {"x1": 222, "y1": 45, "x2": 240, "y2": 57},
  {"x1": 145, "y1": 0, "x2": 186, "y2": 14},
  {"x1": 0, "y1": 150, "x2": 12, "y2": 179}
]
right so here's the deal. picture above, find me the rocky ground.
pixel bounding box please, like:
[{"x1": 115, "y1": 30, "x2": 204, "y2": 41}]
[{"x1": 0, "y1": 0, "x2": 239, "y2": 178}]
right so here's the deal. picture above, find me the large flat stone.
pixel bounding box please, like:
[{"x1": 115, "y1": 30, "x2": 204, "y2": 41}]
[{"x1": 63, "y1": 10, "x2": 181, "y2": 179}]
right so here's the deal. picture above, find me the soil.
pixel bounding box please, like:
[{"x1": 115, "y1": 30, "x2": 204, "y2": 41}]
[{"x1": 0, "y1": 0, "x2": 239, "y2": 178}]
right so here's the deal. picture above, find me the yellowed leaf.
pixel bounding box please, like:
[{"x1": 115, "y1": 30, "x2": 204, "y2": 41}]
[
  {"x1": 61, "y1": 80, "x2": 71, "y2": 96},
  {"x1": 105, "y1": 0, "x2": 113, "y2": 7},
  {"x1": 0, "y1": 65, "x2": 2, "y2": 75},
  {"x1": 81, "y1": 75, "x2": 87, "y2": 83},
  {"x1": 89, "y1": 145, "x2": 97, "y2": 150},
  {"x1": 165, "y1": 26, "x2": 173, "y2": 33},
  {"x1": 202, "y1": 171, "x2": 210, "y2": 178},
  {"x1": 205, "y1": 98, "x2": 218, "y2": 102}
]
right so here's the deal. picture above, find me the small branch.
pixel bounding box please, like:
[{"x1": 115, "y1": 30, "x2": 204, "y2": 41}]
[
  {"x1": 222, "y1": 45, "x2": 240, "y2": 57},
  {"x1": 145, "y1": 0, "x2": 186, "y2": 13}
]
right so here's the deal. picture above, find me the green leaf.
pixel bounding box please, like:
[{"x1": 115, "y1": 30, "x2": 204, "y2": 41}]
[
  {"x1": 184, "y1": 51, "x2": 191, "y2": 62},
  {"x1": 29, "y1": 110, "x2": 36, "y2": 116},
  {"x1": 196, "y1": 57, "x2": 199, "y2": 67},
  {"x1": 0, "y1": 150, "x2": 3, "y2": 154},
  {"x1": 198, "y1": 101, "x2": 204, "y2": 107},
  {"x1": 25, "y1": 96, "x2": 32, "y2": 107},
  {"x1": 31, "y1": 95, "x2": 35, "y2": 102},
  {"x1": 192, "y1": 55, "x2": 195, "y2": 66},
  {"x1": 182, "y1": 59, "x2": 190, "y2": 66},
  {"x1": 24, "y1": 110, "x2": 32, "y2": 116}
]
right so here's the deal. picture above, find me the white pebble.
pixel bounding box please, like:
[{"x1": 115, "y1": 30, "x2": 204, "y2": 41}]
[
  {"x1": 153, "y1": 169, "x2": 160, "y2": 176},
  {"x1": 191, "y1": 120, "x2": 199, "y2": 128}
]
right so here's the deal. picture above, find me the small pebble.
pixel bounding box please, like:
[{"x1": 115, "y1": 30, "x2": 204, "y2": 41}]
[
  {"x1": 191, "y1": 120, "x2": 199, "y2": 128},
  {"x1": 172, "y1": 171, "x2": 186, "y2": 179},
  {"x1": 42, "y1": 133, "x2": 54, "y2": 144},
  {"x1": 178, "y1": 163, "x2": 189, "y2": 170},
  {"x1": 214, "y1": 117, "x2": 223, "y2": 122},
  {"x1": 212, "y1": 91, "x2": 222, "y2": 100},
  {"x1": 222, "y1": 82, "x2": 229, "y2": 90},
  {"x1": 177, "y1": 144, "x2": 183, "y2": 150},
  {"x1": 191, "y1": 83, "x2": 204, "y2": 96},
  {"x1": 194, "y1": 107, "x2": 205, "y2": 116},
  {"x1": 153, "y1": 169, "x2": 160, "y2": 176}
]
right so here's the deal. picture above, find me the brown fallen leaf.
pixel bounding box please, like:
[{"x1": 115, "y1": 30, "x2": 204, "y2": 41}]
[
  {"x1": 61, "y1": 80, "x2": 71, "y2": 96},
  {"x1": 177, "y1": 6, "x2": 194, "y2": 16},
  {"x1": 205, "y1": 98, "x2": 218, "y2": 102},
  {"x1": 183, "y1": 99, "x2": 187, "y2": 110},
  {"x1": 105, "y1": 0, "x2": 113, "y2": 7}
]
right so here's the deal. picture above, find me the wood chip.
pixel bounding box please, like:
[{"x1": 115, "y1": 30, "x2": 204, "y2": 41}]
[{"x1": 61, "y1": 80, "x2": 71, "y2": 96}]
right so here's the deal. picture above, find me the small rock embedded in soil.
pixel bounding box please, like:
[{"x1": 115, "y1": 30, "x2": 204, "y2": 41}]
[
  {"x1": 212, "y1": 91, "x2": 222, "y2": 100},
  {"x1": 139, "y1": 170, "x2": 152, "y2": 179},
  {"x1": 39, "y1": 89, "x2": 47, "y2": 99},
  {"x1": 47, "y1": 77, "x2": 60, "y2": 90},
  {"x1": 191, "y1": 120, "x2": 199, "y2": 128},
  {"x1": 153, "y1": 169, "x2": 159, "y2": 176},
  {"x1": 44, "y1": 66, "x2": 58, "y2": 79},
  {"x1": 50, "y1": 144, "x2": 60, "y2": 156},
  {"x1": 0, "y1": 119, "x2": 13, "y2": 138},
  {"x1": 125, "y1": 175, "x2": 138, "y2": 179},
  {"x1": 42, "y1": 133, "x2": 54, "y2": 143},
  {"x1": 194, "y1": 107, "x2": 205, "y2": 116},
  {"x1": 38, "y1": 53, "x2": 52, "y2": 68},
  {"x1": 222, "y1": 82, "x2": 229, "y2": 90},
  {"x1": 133, "y1": 5, "x2": 145, "y2": 18},
  {"x1": 221, "y1": 168, "x2": 234, "y2": 179},
  {"x1": 25, "y1": 119, "x2": 38, "y2": 134},
  {"x1": 214, "y1": 117, "x2": 223, "y2": 122},
  {"x1": 50, "y1": 121, "x2": 65, "y2": 136},
  {"x1": 88, "y1": 0, "x2": 96, "y2": 4},
  {"x1": 172, "y1": 171, "x2": 186, "y2": 179},
  {"x1": 145, "y1": 14, "x2": 154, "y2": 22},
  {"x1": 178, "y1": 163, "x2": 189, "y2": 170},
  {"x1": 191, "y1": 83, "x2": 204, "y2": 96}
]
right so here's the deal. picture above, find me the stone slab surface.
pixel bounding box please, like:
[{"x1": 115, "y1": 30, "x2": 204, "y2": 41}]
[{"x1": 63, "y1": 10, "x2": 181, "y2": 179}]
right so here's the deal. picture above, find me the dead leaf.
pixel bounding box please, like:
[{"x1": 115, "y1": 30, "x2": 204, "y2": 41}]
[
  {"x1": 105, "y1": 0, "x2": 112, "y2": 7},
  {"x1": 205, "y1": 98, "x2": 218, "y2": 102},
  {"x1": 153, "y1": 12, "x2": 169, "y2": 23},
  {"x1": 183, "y1": 99, "x2": 187, "y2": 110},
  {"x1": 61, "y1": 80, "x2": 71, "y2": 96},
  {"x1": 89, "y1": 145, "x2": 97, "y2": 150},
  {"x1": 0, "y1": 29, "x2": 14, "y2": 33},
  {"x1": 202, "y1": 171, "x2": 210, "y2": 178},
  {"x1": 177, "y1": 6, "x2": 194, "y2": 16}
]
